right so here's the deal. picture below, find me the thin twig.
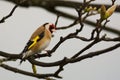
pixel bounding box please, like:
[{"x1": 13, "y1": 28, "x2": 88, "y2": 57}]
[
  {"x1": 4, "y1": 0, "x2": 120, "y2": 35},
  {"x1": 0, "y1": 4, "x2": 18, "y2": 23},
  {"x1": 70, "y1": 43, "x2": 120, "y2": 63},
  {"x1": 111, "y1": 0, "x2": 116, "y2": 5},
  {"x1": 0, "y1": 63, "x2": 59, "y2": 79},
  {"x1": 55, "y1": 15, "x2": 60, "y2": 27}
]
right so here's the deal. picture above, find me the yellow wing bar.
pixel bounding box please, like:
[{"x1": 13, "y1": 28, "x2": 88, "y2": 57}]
[{"x1": 28, "y1": 36, "x2": 40, "y2": 49}]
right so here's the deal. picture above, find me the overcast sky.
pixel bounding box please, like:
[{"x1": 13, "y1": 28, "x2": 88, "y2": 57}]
[{"x1": 0, "y1": 0, "x2": 120, "y2": 80}]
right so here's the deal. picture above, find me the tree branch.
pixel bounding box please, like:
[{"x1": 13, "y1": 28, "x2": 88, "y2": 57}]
[
  {"x1": 0, "y1": 51, "x2": 20, "y2": 59},
  {"x1": 70, "y1": 42, "x2": 120, "y2": 63},
  {"x1": 0, "y1": 4, "x2": 18, "y2": 23},
  {"x1": 4, "y1": 0, "x2": 120, "y2": 35},
  {"x1": 0, "y1": 63, "x2": 59, "y2": 79}
]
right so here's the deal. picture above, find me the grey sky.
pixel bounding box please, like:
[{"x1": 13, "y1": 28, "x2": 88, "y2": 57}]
[{"x1": 0, "y1": 0, "x2": 120, "y2": 80}]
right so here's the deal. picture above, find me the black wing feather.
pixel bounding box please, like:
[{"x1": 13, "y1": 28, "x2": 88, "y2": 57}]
[
  {"x1": 21, "y1": 40, "x2": 34, "y2": 53},
  {"x1": 21, "y1": 31, "x2": 45, "y2": 53},
  {"x1": 37, "y1": 31, "x2": 44, "y2": 42}
]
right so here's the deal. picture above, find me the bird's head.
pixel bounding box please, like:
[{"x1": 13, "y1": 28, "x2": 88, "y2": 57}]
[{"x1": 44, "y1": 23, "x2": 56, "y2": 33}]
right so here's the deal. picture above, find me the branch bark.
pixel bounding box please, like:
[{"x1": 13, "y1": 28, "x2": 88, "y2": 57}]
[
  {"x1": 0, "y1": 4, "x2": 18, "y2": 23},
  {"x1": 0, "y1": 63, "x2": 58, "y2": 79}
]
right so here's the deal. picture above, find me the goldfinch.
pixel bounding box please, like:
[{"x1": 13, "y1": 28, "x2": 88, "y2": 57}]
[{"x1": 20, "y1": 23, "x2": 56, "y2": 63}]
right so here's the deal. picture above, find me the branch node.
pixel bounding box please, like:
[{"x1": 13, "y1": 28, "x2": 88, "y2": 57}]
[{"x1": 54, "y1": 74, "x2": 62, "y2": 79}]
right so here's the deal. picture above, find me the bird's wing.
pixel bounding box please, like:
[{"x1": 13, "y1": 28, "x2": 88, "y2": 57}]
[
  {"x1": 21, "y1": 31, "x2": 45, "y2": 53},
  {"x1": 30, "y1": 25, "x2": 45, "y2": 40}
]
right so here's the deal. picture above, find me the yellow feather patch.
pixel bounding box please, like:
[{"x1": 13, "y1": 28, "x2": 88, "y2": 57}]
[
  {"x1": 28, "y1": 36, "x2": 40, "y2": 49},
  {"x1": 32, "y1": 64, "x2": 37, "y2": 74},
  {"x1": 29, "y1": 36, "x2": 40, "y2": 74},
  {"x1": 27, "y1": 35, "x2": 43, "y2": 74}
]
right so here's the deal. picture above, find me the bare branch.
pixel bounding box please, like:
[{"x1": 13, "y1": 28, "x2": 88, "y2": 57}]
[
  {"x1": 55, "y1": 15, "x2": 60, "y2": 27},
  {"x1": 71, "y1": 39, "x2": 101, "y2": 59},
  {"x1": 111, "y1": 0, "x2": 116, "y2": 5},
  {"x1": 4, "y1": 0, "x2": 120, "y2": 35},
  {"x1": 0, "y1": 63, "x2": 59, "y2": 79},
  {"x1": 70, "y1": 43, "x2": 120, "y2": 63},
  {"x1": 102, "y1": 37, "x2": 120, "y2": 41},
  {"x1": 0, "y1": 4, "x2": 18, "y2": 23},
  {"x1": 0, "y1": 51, "x2": 20, "y2": 59}
]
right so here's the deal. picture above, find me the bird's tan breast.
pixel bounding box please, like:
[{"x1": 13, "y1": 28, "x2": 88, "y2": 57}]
[
  {"x1": 38, "y1": 38, "x2": 51, "y2": 51},
  {"x1": 38, "y1": 29, "x2": 51, "y2": 51}
]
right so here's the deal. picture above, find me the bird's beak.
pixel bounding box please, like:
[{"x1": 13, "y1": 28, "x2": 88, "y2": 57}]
[
  {"x1": 51, "y1": 28, "x2": 56, "y2": 37},
  {"x1": 52, "y1": 24, "x2": 56, "y2": 32},
  {"x1": 52, "y1": 29, "x2": 56, "y2": 32},
  {"x1": 50, "y1": 24, "x2": 56, "y2": 33}
]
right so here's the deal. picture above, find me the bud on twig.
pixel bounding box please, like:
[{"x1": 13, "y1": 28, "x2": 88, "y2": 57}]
[
  {"x1": 105, "y1": 5, "x2": 117, "y2": 19},
  {"x1": 100, "y1": 5, "x2": 106, "y2": 20},
  {"x1": 100, "y1": 5, "x2": 117, "y2": 20}
]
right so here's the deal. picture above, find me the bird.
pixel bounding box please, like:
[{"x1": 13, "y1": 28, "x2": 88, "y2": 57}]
[
  {"x1": 20, "y1": 23, "x2": 56, "y2": 64},
  {"x1": 20, "y1": 23, "x2": 56, "y2": 74}
]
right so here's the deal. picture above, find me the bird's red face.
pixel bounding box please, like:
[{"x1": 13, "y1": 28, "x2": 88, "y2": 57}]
[
  {"x1": 49, "y1": 23, "x2": 56, "y2": 33},
  {"x1": 44, "y1": 23, "x2": 56, "y2": 33}
]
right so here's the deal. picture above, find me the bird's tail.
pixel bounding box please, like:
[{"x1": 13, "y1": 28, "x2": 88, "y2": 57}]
[
  {"x1": 19, "y1": 53, "x2": 25, "y2": 64},
  {"x1": 20, "y1": 59, "x2": 25, "y2": 64},
  {"x1": 19, "y1": 51, "x2": 33, "y2": 64}
]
